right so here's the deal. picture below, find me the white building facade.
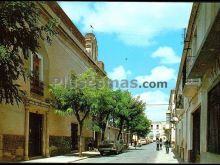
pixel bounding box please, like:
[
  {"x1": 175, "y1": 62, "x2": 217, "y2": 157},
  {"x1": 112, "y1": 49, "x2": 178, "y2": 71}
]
[
  {"x1": 174, "y1": 3, "x2": 220, "y2": 163},
  {"x1": 148, "y1": 121, "x2": 167, "y2": 141}
]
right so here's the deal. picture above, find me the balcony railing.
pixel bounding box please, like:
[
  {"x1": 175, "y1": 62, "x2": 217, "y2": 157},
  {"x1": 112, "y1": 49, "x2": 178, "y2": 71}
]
[
  {"x1": 175, "y1": 94, "x2": 184, "y2": 117},
  {"x1": 186, "y1": 54, "x2": 196, "y2": 78},
  {"x1": 30, "y1": 77, "x2": 44, "y2": 96},
  {"x1": 183, "y1": 78, "x2": 201, "y2": 97},
  {"x1": 176, "y1": 94, "x2": 183, "y2": 109}
]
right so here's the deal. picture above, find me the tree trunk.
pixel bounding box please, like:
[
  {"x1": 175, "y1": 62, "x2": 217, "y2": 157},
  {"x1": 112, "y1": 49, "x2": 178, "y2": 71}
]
[
  {"x1": 101, "y1": 130, "x2": 105, "y2": 141},
  {"x1": 117, "y1": 121, "x2": 123, "y2": 140},
  {"x1": 130, "y1": 132, "x2": 133, "y2": 145},
  {"x1": 79, "y1": 122, "x2": 83, "y2": 157},
  {"x1": 101, "y1": 112, "x2": 111, "y2": 141},
  {"x1": 101, "y1": 123, "x2": 107, "y2": 141}
]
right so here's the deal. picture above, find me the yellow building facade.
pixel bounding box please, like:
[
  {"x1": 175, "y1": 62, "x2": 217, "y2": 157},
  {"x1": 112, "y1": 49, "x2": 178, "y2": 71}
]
[{"x1": 0, "y1": 2, "x2": 106, "y2": 161}]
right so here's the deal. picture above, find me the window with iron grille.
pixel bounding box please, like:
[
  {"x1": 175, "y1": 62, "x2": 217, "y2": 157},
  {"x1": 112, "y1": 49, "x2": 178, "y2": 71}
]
[{"x1": 207, "y1": 81, "x2": 220, "y2": 154}]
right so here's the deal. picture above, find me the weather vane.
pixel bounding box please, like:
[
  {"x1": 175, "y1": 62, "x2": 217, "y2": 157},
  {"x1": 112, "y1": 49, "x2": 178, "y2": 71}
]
[{"x1": 90, "y1": 25, "x2": 94, "y2": 33}]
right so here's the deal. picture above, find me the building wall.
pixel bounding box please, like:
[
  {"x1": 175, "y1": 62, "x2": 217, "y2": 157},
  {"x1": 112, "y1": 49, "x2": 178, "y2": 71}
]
[
  {"x1": 148, "y1": 121, "x2": 166, "y2": 141},
  {"x1": 0, "y1": 2, "x2": 105, "y2": 161},
  {"x1": 0, "y1": 104, "x2": 25, "y2": 160},
  {"x1": 175, "y1": 3, "x2": 220, "y2": 163},
  {"x1": 105, "y1": 127, "x2": 119, "y2": 141}
]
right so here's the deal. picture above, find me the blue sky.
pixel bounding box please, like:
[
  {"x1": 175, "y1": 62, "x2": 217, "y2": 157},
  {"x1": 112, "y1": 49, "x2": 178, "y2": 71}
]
[{"x1": 58, "y1": 2, "x2": 192, "y2": 122}]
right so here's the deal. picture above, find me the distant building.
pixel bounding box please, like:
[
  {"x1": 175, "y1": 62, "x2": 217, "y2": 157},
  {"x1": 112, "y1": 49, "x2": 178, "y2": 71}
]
[{"x1": 148, "y1": 121, "x2": 167, "y2": 141}]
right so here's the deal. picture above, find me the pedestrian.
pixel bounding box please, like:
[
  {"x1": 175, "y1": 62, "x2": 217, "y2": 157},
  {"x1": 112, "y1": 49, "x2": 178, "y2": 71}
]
[
  {"x1": 134, "y1": 140, "x2": 137, "y2": 149},
  {"x1": 156, "y1": 138, "x2": 160, "y2": 151},
  {"x1": 159, "y1": 138, "x2": 162, "y2": 150},
  {"x1": 88, "y1": 139, "x2": 92, "y2": 151},
  {"x1": 164, "y1": 139, "x2": 169, "y2": 154}
]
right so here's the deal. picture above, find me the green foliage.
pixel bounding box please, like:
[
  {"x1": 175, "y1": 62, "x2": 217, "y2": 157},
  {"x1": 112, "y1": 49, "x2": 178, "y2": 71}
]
[
  {"x1": 0, "y1": 1, "x2": 58, "y2": 104},
  {"x1": 50, "y1": 69, "x2": 102, "y2": 156},
  {"x1": 50, "y1": 69, "x2": 98, "y2": 120},
  {"x1": 108, "y1": 89, "x2": 151, "y2": 139},
  {"x1": 89, "y1": 77, "x2": 116, "y2": 139},
  {"x1": 50, "y1": 68, "x2": 151, "y2": 142},
  {"x1": 131, "y1": 114, "x2": 151, "y2": 137}
]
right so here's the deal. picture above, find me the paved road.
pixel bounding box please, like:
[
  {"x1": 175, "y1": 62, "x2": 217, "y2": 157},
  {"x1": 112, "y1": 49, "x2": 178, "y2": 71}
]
[{"x1": 73, "y1": 143, "x2": 179, "y2": 163}]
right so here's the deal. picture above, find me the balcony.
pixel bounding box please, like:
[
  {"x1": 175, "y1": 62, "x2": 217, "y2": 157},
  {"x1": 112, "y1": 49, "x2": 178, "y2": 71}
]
[
  {"x1": 175, "y1": 95, "x2": 184, "y2": 117},
  {"x1": 30, "y1": 77, "x2": 44, "y2": 96},
  {"x1": 187, "y1": 5, "x2": 220, "y2": 79},
  {"x1": 183, "y1": 78, "x2": 201, "y2": 97}
]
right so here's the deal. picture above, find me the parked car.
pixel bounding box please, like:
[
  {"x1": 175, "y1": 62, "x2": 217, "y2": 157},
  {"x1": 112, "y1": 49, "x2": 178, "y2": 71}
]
[
  {"x1": 145, "y1": 138, "x2": 153, "y2": 144},
  {"x1": 139, "y1": 139, "x2": 147, "y2": 145},
  {"x1": 136, "y1": 140, "x2": 142, "y2": 147},
  {"x1": 98, "y1": 140, "x2": 124, "y2": 156}
]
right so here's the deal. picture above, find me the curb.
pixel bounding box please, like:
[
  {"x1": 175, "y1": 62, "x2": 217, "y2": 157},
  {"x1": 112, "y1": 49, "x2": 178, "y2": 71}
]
[
  {"x1": 68, "y1": 153, "x2": 100, "y2": 163},
  {"x1": 68, "y1": 156, "x2": 89, "y2": 163}
]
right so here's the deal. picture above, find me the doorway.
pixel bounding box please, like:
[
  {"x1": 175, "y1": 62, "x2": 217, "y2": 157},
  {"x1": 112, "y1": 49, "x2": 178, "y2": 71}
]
[
  {"x1": 94, "y1": 132, "x2": 99, "y2": 148},
  {"x1": 29, "y1": 112, "x2": 43, "y2": 157},
  {"x1": 71, "y1": 123, "x2": 78, "y2": 150},
  {"x1": 192, "y1": 107, "x2": 200, "y2": 162}
]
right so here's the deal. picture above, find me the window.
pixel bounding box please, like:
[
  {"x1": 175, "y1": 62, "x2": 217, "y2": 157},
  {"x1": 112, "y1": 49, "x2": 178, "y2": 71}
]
[
  {"x1": 156, "y1": 125, "x2": 159, "y2": 129},
  {"x1": 31, "y1": 53, "x2": 43, "y2": 81},
  {"x1": 151, "y1": 125, "x2": 153, "y2": 129},
  {"x1": 30, "y1": 53, "x2": 44, "y2": 96},
  {"x1": 207, "y1": 81, "x2": 220, "y2": 154}
]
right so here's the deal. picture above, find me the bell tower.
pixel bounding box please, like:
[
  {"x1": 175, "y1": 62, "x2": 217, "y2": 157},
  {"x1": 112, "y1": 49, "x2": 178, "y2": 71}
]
[{"x1": 85, "y1": 33, "x2": 98, "y2": 61}]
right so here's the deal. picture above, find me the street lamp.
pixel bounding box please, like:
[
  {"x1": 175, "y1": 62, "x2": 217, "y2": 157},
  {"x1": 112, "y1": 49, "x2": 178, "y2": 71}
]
[
  {"x1": 170, "y1": 116, "x2": 179, "y2": 124},
  {"x1": 166, "y1": 110, "x2": 171, "y2": 124},
  {"x1": 166, "y1": 110, "x2": 171, "y2": 141}
]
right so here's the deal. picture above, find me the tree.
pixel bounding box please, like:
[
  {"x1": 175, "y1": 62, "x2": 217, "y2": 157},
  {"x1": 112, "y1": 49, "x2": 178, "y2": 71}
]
[
  {"x1": 131, "y1": 114, "x2": 151, "y2": 138},
  {"x1": 111, "y1": 91, "x2": 151, "y2": 142},
  {"x1": 90, "y1": 81, "x2": 116, "y2": 141},
  {"x1": 0, "y1": 1, "x2": 57, "y2": 104},
  {"x1": 125, "y1": 96, "x2": 146, "y2": 143},
  {"x1": 50, "y1": 69, "x2": 99, "y2": 157},
  {"x1": 112, "y1": 90, "x2": 132, "y2": 140}
]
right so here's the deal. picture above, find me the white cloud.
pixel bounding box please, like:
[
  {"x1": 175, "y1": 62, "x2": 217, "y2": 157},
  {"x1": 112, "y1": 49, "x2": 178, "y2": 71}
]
[
  {"x1": 135, "y1": 65, "x2": 176, "y2": 84},
  {"x1": 58, "y1": 2, "x2": 192, "y2": 47},
  {"x1": 151, "y1": 46, "x2": 181, "y2": 64},
  {"x1": 135, "y1": 90, "x2": 169, "y2": 122},
  {"x1": 58, "y1": 2, "x2": 92, "y2": 23},
  {"x1": 108, "y1": 65, "x2": 131, "y2": 80}
]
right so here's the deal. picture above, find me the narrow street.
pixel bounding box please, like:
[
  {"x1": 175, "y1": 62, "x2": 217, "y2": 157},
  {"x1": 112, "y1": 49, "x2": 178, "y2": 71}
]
[
  {"x1": 73, "y1": 143, "x2": 179, "y2": 163},
  {"x1": 2, "y1": 2, "x2": 220, "y2": 163}
]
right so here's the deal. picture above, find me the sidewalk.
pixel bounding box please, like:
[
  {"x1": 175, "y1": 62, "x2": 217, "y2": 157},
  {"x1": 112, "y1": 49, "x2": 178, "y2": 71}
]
[
  {"x1": 20, "y1": 151, "x2": 100, "y2": 163},
  {"x1": 153, "y1": 147, "x2": 180, "y2": 163}
]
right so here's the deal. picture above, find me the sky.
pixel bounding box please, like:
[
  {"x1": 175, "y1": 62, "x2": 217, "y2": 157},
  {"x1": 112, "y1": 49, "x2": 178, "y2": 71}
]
[{"x1": 58, "y1": 2, "x2": 192, "y2": 122}]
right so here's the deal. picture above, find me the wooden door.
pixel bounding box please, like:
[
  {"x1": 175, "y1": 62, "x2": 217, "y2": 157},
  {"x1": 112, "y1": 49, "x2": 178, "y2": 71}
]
[
  {"x1": 192, "y1": 108, "x2": 200, "y2": 162},
  {"x1": 29, "y1": 112, "x2": 43, "y2": 157},
  {"x1": 71, "y1": 123, "x2": 78, "y2": 150}
]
